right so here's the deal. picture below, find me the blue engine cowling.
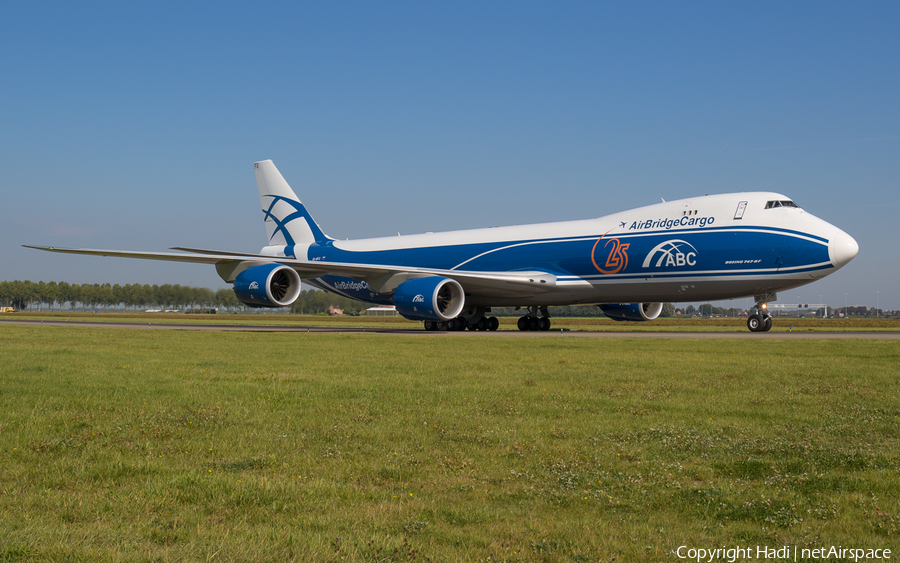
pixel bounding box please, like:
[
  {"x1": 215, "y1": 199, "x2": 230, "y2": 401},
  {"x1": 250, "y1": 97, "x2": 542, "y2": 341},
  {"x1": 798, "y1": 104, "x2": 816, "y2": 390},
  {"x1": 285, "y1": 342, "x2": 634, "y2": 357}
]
[
  {"x1": 599, "y1": 302, "x2": 663, "y2": 322},
  {"x1": 393, "y1": 276, "x2": 465, "y2": 321},
  {"x1": 233, "y1": 264, "x2": 302, "y2": 308}
]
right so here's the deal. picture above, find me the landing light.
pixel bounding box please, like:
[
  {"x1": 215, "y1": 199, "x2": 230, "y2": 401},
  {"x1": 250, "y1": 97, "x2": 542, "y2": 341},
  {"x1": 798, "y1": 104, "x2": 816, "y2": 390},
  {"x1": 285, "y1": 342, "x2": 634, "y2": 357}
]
[{"x1": 761, "y1": 303, "x2": 768, "y2": 310}]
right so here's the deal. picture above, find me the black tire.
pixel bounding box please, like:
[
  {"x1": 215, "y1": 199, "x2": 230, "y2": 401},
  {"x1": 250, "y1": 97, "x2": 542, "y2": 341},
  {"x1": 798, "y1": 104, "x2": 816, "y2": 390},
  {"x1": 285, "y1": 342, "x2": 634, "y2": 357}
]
[
  {"x1": 762, "y1": 316, "x2": 773, "y2": 332},
  {"x1": 517, "y1": 316, "x2": 529, "y2": 331},
  {"x1": 528, "y1": 316, "x2": 540, "y2": 331},
  {"x1": 488, "y1": 317, "x2": 500, "y2": 331},
  {"x1": 424, "y1": 320, "x2": 436, "y2": 331},
  {"x1": 538, "y1": 317, "x2": 551, "y2": 331},
  {"x1": 476, "y1": 317, "x2": 489, "y2": 331},
  {"x1": 747, "y1": 314, "x2": 762, "y2": 332}
]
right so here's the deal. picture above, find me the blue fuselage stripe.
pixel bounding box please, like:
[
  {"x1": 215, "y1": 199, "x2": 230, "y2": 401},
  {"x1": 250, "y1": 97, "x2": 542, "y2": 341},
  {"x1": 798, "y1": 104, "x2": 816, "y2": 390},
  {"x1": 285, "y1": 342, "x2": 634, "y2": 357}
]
[{"x1": 309, "y1": 228, "x2": 830, "y2": 279}]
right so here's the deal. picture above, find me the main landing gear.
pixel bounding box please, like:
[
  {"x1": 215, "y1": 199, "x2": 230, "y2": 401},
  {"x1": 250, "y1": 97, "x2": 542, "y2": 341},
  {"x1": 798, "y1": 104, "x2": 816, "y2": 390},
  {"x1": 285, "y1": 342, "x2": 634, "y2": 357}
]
[
  {"x1": 423, "y1": 308, "x2": 499, "y2": 331},
  {"x1": 421, "y1": 306, "x2": 552, "y2": 332},
  {"x1": 747, "y1": 298, "x2": 773, "y2": 332},
  {"x1": 517, "y1": 306, "x2": 551, "y2": 332}
]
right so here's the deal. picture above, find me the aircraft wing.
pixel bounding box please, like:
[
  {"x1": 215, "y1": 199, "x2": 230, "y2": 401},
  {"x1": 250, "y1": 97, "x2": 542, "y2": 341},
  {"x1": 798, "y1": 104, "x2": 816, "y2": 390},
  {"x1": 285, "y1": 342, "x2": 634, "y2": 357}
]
[
  {"x1": 23, "y1": 245, "x2": 234, "y2": 264},
  {"x1": 23, "y1": 245, "x2": 557, "y2": 297}
]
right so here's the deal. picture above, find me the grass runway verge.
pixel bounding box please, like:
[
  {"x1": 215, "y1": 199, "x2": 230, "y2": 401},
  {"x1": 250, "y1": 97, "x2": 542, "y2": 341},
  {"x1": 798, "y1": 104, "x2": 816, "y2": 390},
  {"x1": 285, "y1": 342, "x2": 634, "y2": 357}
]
[
  {"x1": 1, "y1": 325, "x2": 898, "y2": 562},
  {"x1": 6, "y1": 311, "x2": 900, "y2": 332}
]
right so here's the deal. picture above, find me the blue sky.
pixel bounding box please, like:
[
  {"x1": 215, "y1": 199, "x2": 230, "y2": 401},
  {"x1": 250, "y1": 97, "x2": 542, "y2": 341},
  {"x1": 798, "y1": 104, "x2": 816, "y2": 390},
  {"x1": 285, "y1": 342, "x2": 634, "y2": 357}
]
[{"x1": 2, "y1": 2, "x2": 898, "y2": 310}]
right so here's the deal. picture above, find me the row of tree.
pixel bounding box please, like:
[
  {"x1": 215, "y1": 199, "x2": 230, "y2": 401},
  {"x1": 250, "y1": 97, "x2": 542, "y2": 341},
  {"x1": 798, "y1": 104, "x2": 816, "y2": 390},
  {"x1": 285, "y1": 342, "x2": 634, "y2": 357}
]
[
  {"x1": 0, "y1": 280, "x2": 239, "y2": 313},
  {"x1": 676, "y1": 303, "x2": 892, "y2": 318},
  {"x1": 8, "y1": 279, "x2": 885, "y2": 318},
  {"x1": 678, "y1": 304, "x2": 743, "y2": 317},
  {"x1": 0, "y1": 280, "x2": 371, "y2": 315},
  {"x1": 2, "y1": 279, "x2": 680, "y2": 317},
  {"x1": 492, "y1": 303, "x2": 676, "y2": 318}
]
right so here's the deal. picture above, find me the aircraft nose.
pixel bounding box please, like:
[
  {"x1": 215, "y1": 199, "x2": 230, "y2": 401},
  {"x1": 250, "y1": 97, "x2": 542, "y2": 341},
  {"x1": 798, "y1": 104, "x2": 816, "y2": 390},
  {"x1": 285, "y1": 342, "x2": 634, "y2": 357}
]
[{"x1": 831, "y1": 228, "x2": 859, "y2": 268}]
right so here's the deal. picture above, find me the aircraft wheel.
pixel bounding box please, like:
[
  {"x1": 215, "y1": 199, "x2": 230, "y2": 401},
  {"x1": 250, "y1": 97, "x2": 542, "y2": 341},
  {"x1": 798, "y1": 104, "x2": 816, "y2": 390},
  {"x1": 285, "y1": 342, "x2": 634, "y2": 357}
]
[
  {"x1": 747, "y1": 314, "x2": 762, "y2": 332},
  {"x1": 488, "y1": 317, "x2": 500, "y2": 331},
  {"x1": 452, "y1": 317, "x2": 467, "y2": 331},
  {"x1": 528, "y1": 316, "x2": 541, "y2": 331},
  {"x1": 476, "y1": 317, "x2": 489, "y2": 331},
  {"x1": 424, "y1": 320, "x2": 437, "y2": 331},
  {"x1": 538, "y1": 317, "x2": 551, "y2": 331},
  {"x1": 762, "y1": 316, "x2": 773, "y2": 332},
  {"x1": 436, "y1": 321, "x2": 448, "y2": 331},
  {"x1": 517, "y1": 316, "x2": 529, "y2": 331}
]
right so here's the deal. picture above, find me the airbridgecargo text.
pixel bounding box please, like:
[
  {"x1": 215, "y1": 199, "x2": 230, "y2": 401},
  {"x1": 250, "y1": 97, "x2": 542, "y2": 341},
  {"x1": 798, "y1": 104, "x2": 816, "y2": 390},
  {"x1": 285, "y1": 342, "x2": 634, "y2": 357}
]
[
  {"x1": 676, "y1": 545, "x2": 890, "y2": 562},
  {"x1": 630, "y1": 216, "x2": 715, "y2": 230},
  {"x1": 332, "y1": 280, "x2": 369, "y2": 291}
]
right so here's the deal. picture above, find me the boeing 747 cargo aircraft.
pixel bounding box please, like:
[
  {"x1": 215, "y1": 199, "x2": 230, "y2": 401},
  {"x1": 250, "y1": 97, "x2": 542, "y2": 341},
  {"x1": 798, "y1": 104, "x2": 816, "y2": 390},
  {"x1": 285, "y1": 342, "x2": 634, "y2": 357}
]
[{"x1": 27, "y1": 160, "x2": 858, "y2": 332}]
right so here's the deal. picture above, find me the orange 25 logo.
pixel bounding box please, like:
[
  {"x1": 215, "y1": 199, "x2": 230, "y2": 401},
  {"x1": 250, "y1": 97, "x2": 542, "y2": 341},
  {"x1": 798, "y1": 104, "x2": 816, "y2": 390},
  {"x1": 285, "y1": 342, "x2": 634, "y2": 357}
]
[{"x1": 592, "y1": 237, "x2": 629, "y2": 274}]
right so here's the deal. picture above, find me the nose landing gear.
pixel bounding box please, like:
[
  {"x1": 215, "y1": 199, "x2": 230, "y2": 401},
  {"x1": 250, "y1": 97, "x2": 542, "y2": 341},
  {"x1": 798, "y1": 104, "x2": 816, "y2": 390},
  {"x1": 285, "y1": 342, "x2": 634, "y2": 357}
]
[
  {"x1": 747, "y1": 296, "x2": 774, "y2": 332},
  {"x1": 747, "y1": 313, "x2": 772, "y2": 332}
]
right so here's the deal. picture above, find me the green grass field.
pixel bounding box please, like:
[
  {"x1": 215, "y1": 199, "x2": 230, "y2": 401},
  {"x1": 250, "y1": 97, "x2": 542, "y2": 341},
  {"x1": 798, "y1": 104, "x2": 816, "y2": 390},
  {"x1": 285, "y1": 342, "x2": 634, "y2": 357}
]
[
  {"x1": 1, "y1": 325, "x2": 898, "y2": 562},
  {"x1": 6, "y1": 311, "x2": 900, "y2": 332}
]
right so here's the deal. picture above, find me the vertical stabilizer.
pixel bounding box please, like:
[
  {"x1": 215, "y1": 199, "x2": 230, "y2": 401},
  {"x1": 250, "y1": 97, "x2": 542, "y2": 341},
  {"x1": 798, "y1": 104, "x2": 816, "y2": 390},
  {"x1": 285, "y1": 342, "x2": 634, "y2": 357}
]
[{"x1": 253, "y1": 160, "x2": 331, "y2": 253}]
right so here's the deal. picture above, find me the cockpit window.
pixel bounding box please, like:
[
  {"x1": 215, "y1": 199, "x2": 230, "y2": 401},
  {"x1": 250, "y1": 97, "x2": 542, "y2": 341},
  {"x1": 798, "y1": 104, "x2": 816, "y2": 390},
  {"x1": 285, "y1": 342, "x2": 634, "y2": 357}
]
[{"x1": 765, "y1": 200, "x2": 799, "y2": 209}]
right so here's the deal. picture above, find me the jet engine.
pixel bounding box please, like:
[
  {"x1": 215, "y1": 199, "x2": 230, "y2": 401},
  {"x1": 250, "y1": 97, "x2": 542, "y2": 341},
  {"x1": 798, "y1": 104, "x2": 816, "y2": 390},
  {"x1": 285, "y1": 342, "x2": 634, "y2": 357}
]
[
  {"x1": 599, "y1": 302, "x2": 663, "y2": 322},
  {"x1": 392, "y1": 276, "x2": 465, "y2": 321},
  {"x1": 233, "y1": 264, "x2": 302, "y2": 307}
]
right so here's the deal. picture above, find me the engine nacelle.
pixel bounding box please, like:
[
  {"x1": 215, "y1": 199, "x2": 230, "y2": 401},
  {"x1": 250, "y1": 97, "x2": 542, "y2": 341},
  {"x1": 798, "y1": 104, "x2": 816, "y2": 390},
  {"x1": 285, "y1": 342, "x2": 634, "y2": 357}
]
[
  {"x1": 233, "y1": 264, "x2": 302, "y2": 308},
  {"x1": 393, "y1": 276, "x2": 465, "y2": 321},
  {"x1": 599, "y1": 302, "x2": 663, "y2": 322}
]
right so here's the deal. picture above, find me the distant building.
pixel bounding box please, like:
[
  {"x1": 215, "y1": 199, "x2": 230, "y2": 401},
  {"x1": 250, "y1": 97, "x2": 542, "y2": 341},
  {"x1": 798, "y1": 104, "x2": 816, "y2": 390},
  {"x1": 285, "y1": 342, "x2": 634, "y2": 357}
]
[
  {"x1": 366, "y1": 306, "x2": 398, "y2": 317},
  {"x1": 328, "y1": 305, "x2": 344, "y2": 316}
]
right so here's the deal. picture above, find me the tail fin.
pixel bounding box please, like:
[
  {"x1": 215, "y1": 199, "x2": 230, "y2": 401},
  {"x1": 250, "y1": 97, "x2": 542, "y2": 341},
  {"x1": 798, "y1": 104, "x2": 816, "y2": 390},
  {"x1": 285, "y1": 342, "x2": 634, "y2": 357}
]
[{"x1": 253, "y1": 160, "x2": 331, "y2": 250}]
